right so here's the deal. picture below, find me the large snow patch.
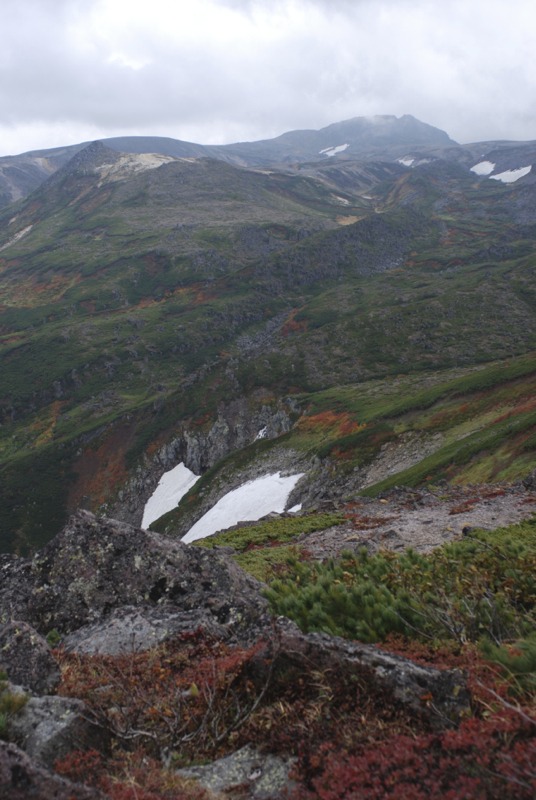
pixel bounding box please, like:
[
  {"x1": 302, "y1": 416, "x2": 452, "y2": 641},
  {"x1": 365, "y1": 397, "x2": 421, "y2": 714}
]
[
  {"x1": 489, "y1": 166, "x2": 532, "y2": 183},
  {"x1": 142, "y1": 462, "x2": 200, "y2": 528},
  {"x1": 470, "y1": 161, "x2": 495, "y2": 176},
  {"x1": 182, "y1": 471, "x2": 304, "y2": 544}
]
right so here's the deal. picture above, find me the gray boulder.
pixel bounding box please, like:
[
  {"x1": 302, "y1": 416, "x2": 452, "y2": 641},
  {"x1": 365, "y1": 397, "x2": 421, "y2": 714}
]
[
  {"x1": 0, "y1": 510, "x2": 269, "y2": 643},
  {"x1": 260, "y1": 618, "x2": 471, "y2": 730},
  {"x1": 0, "y1": 621, "x2": 60, "y2": 695},
  {"x1": 178, "y1": 744, "x2": 297, "y2": 799},
  {"x1": 7, "y1": 691, "x2": 107, "y2": 768},
  {"x1": 62, "y1": 604, "x2": 236, "y2": 655},
  {"x1": 0, "y1": 554, "x2": 33, "y2": 623}
]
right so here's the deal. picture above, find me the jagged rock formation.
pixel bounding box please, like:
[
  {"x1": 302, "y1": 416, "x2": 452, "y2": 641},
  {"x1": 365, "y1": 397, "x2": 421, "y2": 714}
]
[
  {"x1": 267, "y1": 618, "x2": 470, "y2": 730},
  {"x1": 0, "y1": 510, "x2": 270, "y2": 644},
  {"x1": 7, "y1": 688, "x2": 106, "y2": 769},
  {"x1": 108, "y1": 395, "x2": 297, "y2": 526}
]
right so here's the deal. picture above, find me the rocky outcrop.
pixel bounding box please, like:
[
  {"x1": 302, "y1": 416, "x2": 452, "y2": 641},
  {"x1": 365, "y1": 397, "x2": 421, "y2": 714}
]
[
  {"x1": 61, "y1": 605, "x2": 235, "y2": 655},
  {"x1": 0, "y1": 510, "x2": 269, "y2": 645},
  {"x1": 0, "y1": 508, "x2": 476, "y2": 797},
  {"x1": 178, "y1": 744, "x2": 297, "y2": 799},
  {"x1": 7, "y1": 690, "x2": 106, "y2": 769},
  {"x1": 0, "y1": 622, "x2": 60, "y2": 695},
  {"x1": 262, "y1": 618, "x2": 471, "y2": 730},
  {"x1": 107, "y1": 395, "x2": 298, "y2": 526}
]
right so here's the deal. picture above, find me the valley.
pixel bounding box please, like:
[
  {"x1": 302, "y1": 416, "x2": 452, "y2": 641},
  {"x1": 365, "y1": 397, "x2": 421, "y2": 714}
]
[{"x1": 0, "y1": 114, "x2": 535, "y2": 799}]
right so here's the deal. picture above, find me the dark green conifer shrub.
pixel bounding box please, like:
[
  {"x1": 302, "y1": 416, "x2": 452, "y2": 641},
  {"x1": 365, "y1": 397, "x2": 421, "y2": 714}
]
[{"x1": 265, "y1": 522, "x2": 536, "y2": 645}]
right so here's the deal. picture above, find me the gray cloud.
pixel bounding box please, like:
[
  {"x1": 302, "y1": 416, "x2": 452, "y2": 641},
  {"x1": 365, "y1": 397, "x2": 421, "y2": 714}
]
[{"x1": 1, "y1": 0, "x2": 535, "y2": 155}]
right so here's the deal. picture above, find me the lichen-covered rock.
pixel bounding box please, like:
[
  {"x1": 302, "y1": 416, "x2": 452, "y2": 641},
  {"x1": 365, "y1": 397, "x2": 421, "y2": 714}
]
[
  {"x1": 7, "y1": 692, "x2": 107, "y2": 768},
  {"x1": 0, "y1": 554, "x2": 33, "y2": 623},
  {"x1": 260, "y1": 618, "x2": 471, "y2": 730},
  {"x1": 0, "y1": 510, "x2": 269, "y2": 643},
  {"x1": 62, "y1": 604, "x2": 235, "y2": 655},
  {"x1": 0, "y1": 621, "x2": 60, "y2": 694},
  {"x1": 0, "y1": 739, "x2": 104, "y2": 799},
  {"x1": 178, "y1": 744, "x2": 297, "y2": 799}
]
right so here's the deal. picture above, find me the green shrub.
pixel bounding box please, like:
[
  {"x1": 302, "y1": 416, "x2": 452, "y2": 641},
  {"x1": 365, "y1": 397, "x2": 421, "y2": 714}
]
[
  {"x1": 481, "y1": 632, "x2": 536, "y2": 695},
  {"x1": 265, "y1": 522, "x2": 536, "y2": 645},
  {"x1": 193, "y1": 512, "x2": 345, "y2": 552}
]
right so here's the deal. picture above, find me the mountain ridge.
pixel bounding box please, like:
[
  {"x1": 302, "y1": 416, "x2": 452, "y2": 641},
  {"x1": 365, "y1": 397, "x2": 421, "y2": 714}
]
[
  {"x1": 0, "y1": 114, "x2": 458, "y2": 208},
  {"x1": 0, "y1": 112, "x2": 535, "y2": 552}
]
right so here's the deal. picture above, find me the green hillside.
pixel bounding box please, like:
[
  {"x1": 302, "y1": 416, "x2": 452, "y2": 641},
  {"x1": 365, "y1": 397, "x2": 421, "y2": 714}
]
[{"x1": 1, "y1": 141, "x2": 535, "y2": 552}]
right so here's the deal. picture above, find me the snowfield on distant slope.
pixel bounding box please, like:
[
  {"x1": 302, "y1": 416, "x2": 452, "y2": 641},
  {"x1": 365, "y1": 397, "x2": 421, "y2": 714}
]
[
  {"x1": 470, "y1": 160, "x2": 495, "y2": 175},
  {"x1": 142, "y1": 462, "x2": 200, "y2": 528},
  {"x1": 490, "y1": 165, "x2": 532, "y2": 183},
  {"x1": 182, "y1": 471, "x2": 304, "y2": 544},
  {"x1": 319, "y1": 143, "x2": 349, "y2": 157}
]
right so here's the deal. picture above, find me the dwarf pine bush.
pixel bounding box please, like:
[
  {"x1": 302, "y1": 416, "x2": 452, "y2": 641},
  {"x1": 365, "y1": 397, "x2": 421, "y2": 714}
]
[{"x1": 265, "y1": 521, "x2": 536, "y2": 646}]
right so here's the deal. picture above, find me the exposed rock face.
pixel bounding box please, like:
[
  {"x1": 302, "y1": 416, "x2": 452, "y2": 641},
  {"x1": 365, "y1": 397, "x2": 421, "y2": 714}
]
[
  {"x1": 178, "y1": 744, "x2": 297, "y2": 799},
  {"x1": 0, "y1": 739, "x2": 104, "y2": 799},
  {"x1": 62, "y1": 604, "x2": 235, "y2": 655},
  {"x1": 0, "y1": 508, "x2": 475, "y2": 796},
  {"x1": 107, "y1": 395, "x2": 297, "y2": 526},
  {"x1": 0, "y1": 555, "x2": 34, "y2": 623},
  {"x1": 0, "y1": 510, "x2": 269, "y2": 645},
  {"x1": 263, "y1": 619, "x2": 471, "y2": 730},
  {"x1": 7, "y1": 691, "x2": 107, "y2": 768},
  {"x1": 0, "y1": 621, "x2": 60, "y2": 695}
]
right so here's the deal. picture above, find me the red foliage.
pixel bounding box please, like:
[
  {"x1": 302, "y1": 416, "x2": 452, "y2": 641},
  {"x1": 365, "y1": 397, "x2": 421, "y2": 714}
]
[
  {"x1": 56, "y1": 749, "x2": 211, "y2": 799},
  {"x1": 291, "y1": 712, "x2": 536, "y2": 800},
  {"x1": 297, "y1": 410, "x2": 364, "y2": 437},
  {"x1": 492, "y1": 397, "x2": 536, "y2": 426},
  {"x1": 449, "y1": 487, "x2": 506, "y2": 515}
]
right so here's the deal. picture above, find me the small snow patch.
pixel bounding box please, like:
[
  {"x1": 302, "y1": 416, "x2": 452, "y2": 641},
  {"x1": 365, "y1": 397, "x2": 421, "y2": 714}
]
[
  {"x1": 288, "y1": 504, "x2": 302, "y2": 513},
  {"x1": 0, "y1": 224, "x2": 33, "y2": 252},
  {"x1": 142, "y1": 462, "x2": 200, "y2": 528},
  {"x1": 182, "y1": 472, "x2": 304, "y2": 543},
  {"x1": 319, "y1": 143, "x2": 349, "y2": 157},
  {"x1": 470, "y1": 161, "x2": 495, "y2": 176},
  {"x1": 489, "y1": 165, "x2": 532, "y2": 183},
  {"x1": 398, "y1": 157, "x2": 415, "y2": 167},
  {"x1": 255, "y1": 426, "x2": 268, "y2": 441}
]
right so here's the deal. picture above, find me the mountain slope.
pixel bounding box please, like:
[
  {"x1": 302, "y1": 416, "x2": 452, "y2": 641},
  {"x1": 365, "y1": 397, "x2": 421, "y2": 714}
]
[
  {"x1": 0, "y1": 114, "x2": 457, "y2": 208},
  {"x1": 0, "y1": 122, "x2": 535, "y2": 552}
]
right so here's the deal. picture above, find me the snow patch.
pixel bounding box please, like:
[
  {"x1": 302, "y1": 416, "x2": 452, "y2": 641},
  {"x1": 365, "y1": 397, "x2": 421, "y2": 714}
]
[
  {"x1": 470, "y1": 161, "x2": 496, "y2": 176},
  {"x1": 319, "y1": 143, "x2": 349, "y2": 157},
  {"x1": 255, "y1": 426, "x2": 268, "y2": 441},
  {"x1": 182, "y1": 472, "x2": 304, "y2": 544},
  {"x1": 142, "y1": 462, "x2": 200, "y2": 528},
  {"x1": 288, "y1": 504, "x2": 302, "y2": 513},
  {"x1": 0, "y1": 224, "x2": 33, "y2": 252},
  {"x1": 489, "y1": 165, "x2": 532, "y2": 183},
  {"x1": 398, "y1": 157, "x2": 415, "y2": 167}
]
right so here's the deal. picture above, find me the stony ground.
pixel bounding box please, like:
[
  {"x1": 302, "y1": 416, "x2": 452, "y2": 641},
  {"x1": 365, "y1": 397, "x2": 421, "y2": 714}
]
[{"x1": 293, "y1": 481, "x2": 536, "y2": 560}]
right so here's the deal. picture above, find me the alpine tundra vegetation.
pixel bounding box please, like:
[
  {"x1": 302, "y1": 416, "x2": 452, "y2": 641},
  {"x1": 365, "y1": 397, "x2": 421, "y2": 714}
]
[{"x1": 0, "y1": 115, "x2": 535, "y2": 799}]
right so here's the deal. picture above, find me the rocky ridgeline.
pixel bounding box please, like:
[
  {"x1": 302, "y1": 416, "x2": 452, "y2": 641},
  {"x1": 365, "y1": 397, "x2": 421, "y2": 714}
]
[
  {"x1": 0, "y1": 509, "x2": 473, "y2": 799},
  {"x1": 106, "y1": 395, "x2": 298, "y2": 527}
]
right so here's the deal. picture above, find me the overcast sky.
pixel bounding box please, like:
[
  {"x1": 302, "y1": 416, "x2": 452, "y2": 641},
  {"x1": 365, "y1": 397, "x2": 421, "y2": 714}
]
[{"x1": 2, "y1": 0, "x2": 535, "y2": 157}]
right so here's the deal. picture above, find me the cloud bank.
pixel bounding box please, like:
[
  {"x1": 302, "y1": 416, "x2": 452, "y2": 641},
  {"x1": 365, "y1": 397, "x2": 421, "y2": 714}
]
[{"x1": 1, "y1": 0, "x2": 535, "y2": 155}]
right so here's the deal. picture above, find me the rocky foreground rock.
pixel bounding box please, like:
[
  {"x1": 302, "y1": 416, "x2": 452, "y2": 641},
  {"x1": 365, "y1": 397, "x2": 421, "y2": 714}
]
[
  {"x1": 0, "y1": 509, "x2": 270, "y2": 645},
  {"x1": 0, "y1": 510, "x2": 472, "y2": 798}
]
